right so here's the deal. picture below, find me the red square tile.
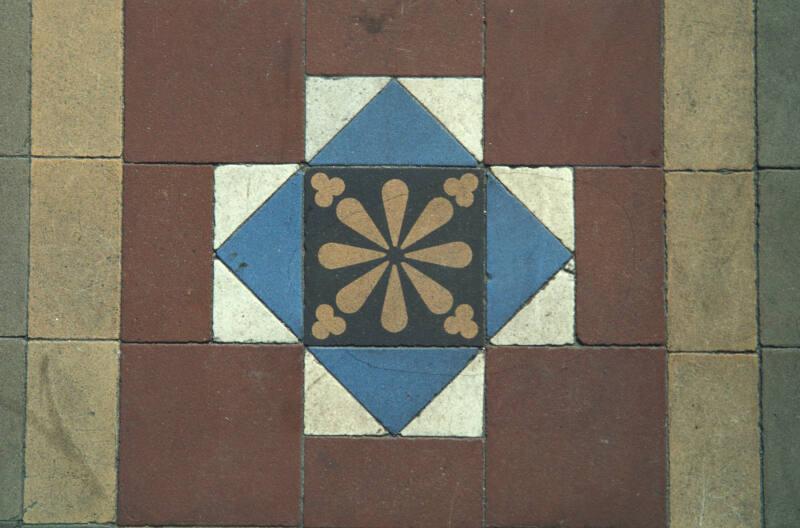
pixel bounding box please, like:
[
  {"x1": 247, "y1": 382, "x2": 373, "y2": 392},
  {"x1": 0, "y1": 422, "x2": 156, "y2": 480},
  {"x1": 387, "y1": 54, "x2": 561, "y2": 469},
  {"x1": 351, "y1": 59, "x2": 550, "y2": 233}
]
[
  {"x1": 307, "y1": 0, "x2": 483, "y2": 76},
  {"x1": 575, "y1": 168, "x2": 666, "y2": 345},
  {"x1": 118, "y1": 344, "x2": 302, "y2": 525},
  {"x1": 124, "y1": 0, "x2": 304, "y2": 163},
  {"x1": 121, "y1": 164, "x2": 213, "y2": 342},
  {"x1": 485, "y1": 0, "x2": 662, "y2": 165},
  {"x1": 304, "y1": 437, "x2": 483, "y2": 528},
  {"x1": 486, "y1": 347, "x2": 666, "y2": 527}
]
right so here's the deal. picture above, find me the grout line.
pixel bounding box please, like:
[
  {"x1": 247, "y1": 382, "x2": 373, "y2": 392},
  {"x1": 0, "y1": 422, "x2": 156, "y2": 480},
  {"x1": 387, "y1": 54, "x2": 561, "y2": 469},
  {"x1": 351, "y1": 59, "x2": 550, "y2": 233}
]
[{"x1": 660, "y1": 0, "x2": 671, "y2": 521}]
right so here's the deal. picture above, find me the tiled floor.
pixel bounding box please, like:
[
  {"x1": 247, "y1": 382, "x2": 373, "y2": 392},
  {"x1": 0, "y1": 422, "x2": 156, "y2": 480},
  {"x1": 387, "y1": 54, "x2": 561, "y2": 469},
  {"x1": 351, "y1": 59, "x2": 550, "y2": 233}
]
[{"x1": 1, "y1": 1, "x2": 799, "y2": 527}]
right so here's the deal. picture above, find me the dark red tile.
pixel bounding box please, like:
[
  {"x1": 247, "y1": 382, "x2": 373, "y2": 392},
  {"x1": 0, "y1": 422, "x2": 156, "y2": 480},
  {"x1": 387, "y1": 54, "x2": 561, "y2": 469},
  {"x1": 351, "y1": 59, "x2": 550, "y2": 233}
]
[
  {"x1": 118, "y1": 344, "x2": 302, "y2": 526},
  {"x1": 485, "y1": 0, "x2": 662, "y2": 165},
  {"x1": 575, "y1": 169, "x2": 666, "y2": 345},
  {"x1": 307, "y1": 0, "x2": 483, "y2": 76},
  {"x1": 124, "y1": 0, "x2": 304, "y2": 163},
  {"x1": 304, "y1": 437, "x2": 483, "y2": 528},
  {"x1": 121, "y1": 164, "x2": 213, "y2": 342},
  {"x1": 486, "y1": 347, "x2": 667, "y2": 527}
]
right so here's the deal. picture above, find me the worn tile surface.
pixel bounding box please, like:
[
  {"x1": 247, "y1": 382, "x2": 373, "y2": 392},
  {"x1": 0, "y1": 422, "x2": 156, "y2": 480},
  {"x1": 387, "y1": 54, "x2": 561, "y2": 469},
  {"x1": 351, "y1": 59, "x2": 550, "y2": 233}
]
[
  {"x1": 0, "y1": 159, "x2": 29, "y2": 336},
  {"x1": 124, "y1": 0, "x2": 303, "y2": 163},
  {"x1": 665, "y1": 0, "x2": 754, "y2": 169},
  {"x1": 31, "y1": 0, "x2": 122, "y2": 156},
  {"x1": 485, "y1": 0, "x2": 662, "y2": 165},
  {"x1": 760, "y1": 170, "x2": 800, "y2": 346},
  {"x1": 667, "y1": 172, "x2": 756, "y2": 351},
  {"x1": 575, "y1": 169, "x2": 665, "y2": 345},
  {"x1": 28, "y1": 159, "x2": 121, "y2": 339},
  {"x1": 764, "y1": 349, "x2": 800, "y2": 526},
  {"x1": 0, "y1": 339, "x2": 25, "y2": 520},
  {"x1": 117, "y1": 344, "x2": 302, "y2": 526},
  {"x1": 307, "y1": 0, "x2": 483, "y2": 76},
  {"x1": 121, "y1": 164, "x2": 213, "y2": 342},
  {"x1": 304, "y1": 437, "x2": 483, "y2": 528},
  {"x1": 669, "y1": 354, "x2": 761, "y2": 528},
  {"x1": 24, "y1": 341, "x2": 118, "y2": 523},
  {"x1": 0, "y1": 0, "x2": 30, "y2": 155},
  {"x1": 486, "y1": 347, "x2": 666, "y2": 527}
]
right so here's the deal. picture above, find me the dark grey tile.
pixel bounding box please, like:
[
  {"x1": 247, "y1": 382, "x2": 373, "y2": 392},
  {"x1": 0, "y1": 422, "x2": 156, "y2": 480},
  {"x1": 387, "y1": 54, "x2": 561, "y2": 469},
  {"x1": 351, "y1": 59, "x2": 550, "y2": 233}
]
[
  {"x1": 0, "y1": 0, "x2": 31, "y2": 155},
  {"x1": 0, "y1": 159, "x2": 29, "y2": 336},
  {"x1": 0, "y1": 339, "x2": 25, "y2": 520}
]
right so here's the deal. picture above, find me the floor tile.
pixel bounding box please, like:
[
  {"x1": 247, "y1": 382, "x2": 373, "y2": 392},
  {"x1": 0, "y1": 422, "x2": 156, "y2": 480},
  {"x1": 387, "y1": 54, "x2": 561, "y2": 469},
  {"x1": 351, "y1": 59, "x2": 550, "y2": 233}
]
[
  {"x1": 486, "y1": 347, "x2": 666, "y2": 527},
  {"x1": 124, "y1": 0, "x2": 303, "y2": 163},
  {"x1": 575, "y1": 169, "x2": 665, "y2": 345},
  {"x1": 485, "y1": 0, "x2": 662, "y2": 165},
  {"x1": 668, "y1": 353, "x2": 761, "y2": 528},
  {"x1": 310, "y1": 80, "x2": 476, "y2": 166},
  {"x1": 304, "y1": 437, "x2": 483, "y2": 528},
  {"x1": 764, "y1": 348, "x2": 800, "y2": 526},
  {"x1": 665, "y1": 0, "x2": 754, "y2": 170},
  {"x1": 31, "y1": 0, "x2": 122, "y2": 157},
  {"x1": 24, "y1": 341, "x2": 118, "y2": 523},
  {"x1": 0, "y1": 0, "x2": 30, "y2": 155},
  {"x1": 121, "y1": 164, "x2": 213, "y2": 342},
  {"x1": 0, "y1": 159, "x2": 29, "y2": 336},
  {"x1": 758, "y1": 0, "x2": 800, "y2": 167},
  {"x1": 304, "y1": 168, "x2": 485, "y2": 346},
  {"x1": 117, "y1": 344, "x2": 302, "y2": 526},
  {"x1": 0, "y1": 339, "x2": 25, "y2": 520},
  {"x1": 666, "y1": 172, "x2": 756, "y2": 351},
  {"x1": 760, "y1": 171, "x2": 800, "y2": 346},
  {"x1": 306, "y1": 0, "x2": 483, "y2": 76},
  {"x1": 28, "y1": 159, "x2": 121, "y2": 339}
]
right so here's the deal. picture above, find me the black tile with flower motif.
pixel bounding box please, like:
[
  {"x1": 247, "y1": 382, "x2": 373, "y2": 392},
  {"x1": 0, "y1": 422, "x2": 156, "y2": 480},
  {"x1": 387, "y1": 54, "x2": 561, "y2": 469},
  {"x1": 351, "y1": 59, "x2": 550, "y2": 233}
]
[{"x1": 304, "y1": 167, "x2": 485, "y2": 346}]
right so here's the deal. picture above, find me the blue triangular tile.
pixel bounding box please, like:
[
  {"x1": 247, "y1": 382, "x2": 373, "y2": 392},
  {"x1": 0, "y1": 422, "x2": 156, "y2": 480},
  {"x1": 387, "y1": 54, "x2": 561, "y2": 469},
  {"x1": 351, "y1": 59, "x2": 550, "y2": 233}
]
[
  {"x1": 487, "y1": 173, "x2": 572, "y2": 336},
  {"x1": 310, "y1": 347, "x2": 478, "y2": 434},
  {"x1": 216, "y1": 171, "x2": 303, "y2": 336},
  {"x1": 310, "y1": 79, "x2": 477, "y2": 167}
]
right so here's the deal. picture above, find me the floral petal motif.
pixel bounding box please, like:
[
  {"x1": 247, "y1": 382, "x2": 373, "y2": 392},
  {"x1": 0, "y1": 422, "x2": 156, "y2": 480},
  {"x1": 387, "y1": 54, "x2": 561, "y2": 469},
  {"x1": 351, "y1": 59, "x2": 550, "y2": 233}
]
[
  {"x1": 400, "y1": 262, "x2": 454, "y2": 315},
  {"x1": 319, "y1": 242, "x2": 386, "y2": 269},
  {"x1": 444, "y1": 172, "x2": 479, "y2": 207},
  {"x1": 381, "y1": 265, "x2": 408, "y2": 333},
  {"x1": 382, "y1": 179, "x2": 408, "y2": 247},
  {"x1": 337, "y1": 197, "x2": 389, "y2": 249},
  {"x1": 311, "y1": 304, "x2": 347, "y2": 339},
  {"x1": 400, "y1": 197, "x2": 454, "y2": 249},
  {"x1": 444, "y1": 304, "x2": 478, "y2": 338},
  {"x1": 310, "y1": 172, "x2": 345, "y2": 207},
  {"x1": 336, "y1": 261, "x2": 390, "y2": 314},
  {"x1": 405, "y1": 241, "x2": 473, "y2": 268}
]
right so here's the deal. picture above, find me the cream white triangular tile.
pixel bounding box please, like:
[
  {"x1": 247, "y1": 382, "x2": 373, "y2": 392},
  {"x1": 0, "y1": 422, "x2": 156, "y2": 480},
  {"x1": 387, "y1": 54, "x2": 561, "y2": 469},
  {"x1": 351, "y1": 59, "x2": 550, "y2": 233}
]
[
  {"x1": 491, "y1": 166, "x2": 574, "y2": 250},
  {"x1": 306, "y1": 76, "x2": 391, "y2": 160},
  {"x1": 304, "y1": 351, "x2": 387, "y2": 436},
  {"x1": 399, "y1": 77, "x2": 484, "y2": 159},
  {"x1": 213, "y1": 259, "x2": 297, "y2": 343},
  {"x1": 401, "y1": 353, "x2": 484, "y2": 437},
  {"x1": 491, "y1": 269, "x2": 575, "y2": 345},
  {"x1": 214, "y1": 164, "x2": 299, "y2": 248}
]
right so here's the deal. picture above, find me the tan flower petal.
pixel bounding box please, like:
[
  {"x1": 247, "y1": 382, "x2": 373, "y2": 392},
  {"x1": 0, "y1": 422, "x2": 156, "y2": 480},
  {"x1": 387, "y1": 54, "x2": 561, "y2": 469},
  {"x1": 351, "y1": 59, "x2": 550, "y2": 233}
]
[
  {"x1": 405, "y1": 241, "x2": 473, "y2": 268},
  {"x1": 311, "y1": 172, "x2": 345, "y2": 207},
  {"x1": 382, "y1": 179, "x2": 408, "y2": 247},
  {"x1": 336, "y1": 197, "x2": 389, "y2": 249},
  {"x1": 400, "y1": 262, "x2": 454, "y2": 315},
  {"x1": 444, "y1": 304, "x2": 478, "y2": 338},
  {"x1": 319, "y1": 242, "x2": 386, "y2": 269},
  {"x1": 336, "y1": 261, "x2": 390, "y2": 314},
  {"x1": 381, "y1": 265, "x2": 408, "y2": 333},
  {"x1": 312, "y1": 304, "x2": 346, "y2": 339},
  {"x1": 400, "y1": 197, "x2": 454, "y2": 249}
]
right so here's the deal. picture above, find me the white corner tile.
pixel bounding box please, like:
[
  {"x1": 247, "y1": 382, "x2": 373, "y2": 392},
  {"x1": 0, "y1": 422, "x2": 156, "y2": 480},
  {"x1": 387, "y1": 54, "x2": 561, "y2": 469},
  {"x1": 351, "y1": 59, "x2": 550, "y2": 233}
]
[
  {"x1": 401, "y1": 353, "x2": 484, "y2": 437},
  {"x1": 306, "y1": 76, "x2": 390, "y2": 160},
  {"x1": 304, "y1": 351, "x2": 387, "y2": 436},
  {"x1": 214, "y1": 164, "x2": 299, "y2": 248},
  {"x1": 491, "y1": 269, "x2": 575, "y2": 345},
  {"x1": 491, "y1": 166, "x2": 574, "y2": 250},
  {"x1": 400, "y1": 77, "x2": 484, "y2": 160},
  {"x1": 213, "y1": 259, "x2": 297, "y2": 343}
]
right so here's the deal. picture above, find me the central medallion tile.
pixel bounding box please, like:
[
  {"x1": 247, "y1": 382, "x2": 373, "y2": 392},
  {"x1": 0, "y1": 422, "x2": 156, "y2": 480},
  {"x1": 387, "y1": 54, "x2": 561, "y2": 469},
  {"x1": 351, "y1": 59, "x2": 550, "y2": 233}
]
[{"x1": 304, "y1": 167, "x2": 486, "y2": 346}]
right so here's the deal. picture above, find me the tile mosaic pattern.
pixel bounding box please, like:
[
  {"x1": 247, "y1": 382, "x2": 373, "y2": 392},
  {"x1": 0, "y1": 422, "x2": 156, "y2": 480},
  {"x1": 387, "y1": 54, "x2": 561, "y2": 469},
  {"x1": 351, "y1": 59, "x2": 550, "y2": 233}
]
[{"x1": 1, "y1": 1, "x2": 798, "y2": 526}]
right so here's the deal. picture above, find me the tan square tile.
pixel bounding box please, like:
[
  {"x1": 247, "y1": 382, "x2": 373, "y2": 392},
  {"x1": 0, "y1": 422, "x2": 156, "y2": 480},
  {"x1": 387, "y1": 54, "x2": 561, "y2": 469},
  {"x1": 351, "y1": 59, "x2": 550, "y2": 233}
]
[
  {"x1": 666, "y1": 172, "x2": 756, "y2": 351},
  {"x1": 665, "y1": 0, "x2": 755, "y2": 169},
  {"x1": 24, "y1": 340, "x2": 119, "y2": 523},
  {"x1": 31, "y1": 0, "x2": 122, "y2": 156},
  {"x1": 668, "y1": 353, "x2": 761, "y2": 528},
  {"x1": 29, "y1": 159, "x2": 121, "y2": 339}
]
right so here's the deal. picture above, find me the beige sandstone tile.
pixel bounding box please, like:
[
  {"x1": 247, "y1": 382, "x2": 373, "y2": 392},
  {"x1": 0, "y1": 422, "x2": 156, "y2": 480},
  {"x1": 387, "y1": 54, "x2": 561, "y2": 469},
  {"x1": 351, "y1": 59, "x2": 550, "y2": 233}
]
[
  {"x1": 664, "y1": 0, "x2": 755, "y2": 169},
  {"x1": 31, "y1": 0, "x2": 122, "y2": 156},
  {"x1": 666, "y1": 172, "x2": 756, "y2": 351},
  {"x1": 668, "y1": 353, "x2": 761, "y2": 528},
  {"x1": 28, "y1": 159, "x2": 121, "y2": 339},
  {"x1": 24, "y1": 341, "x2": 118, "y2": 523}
]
